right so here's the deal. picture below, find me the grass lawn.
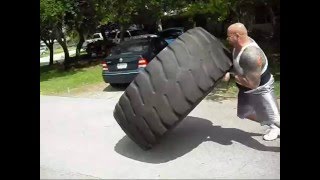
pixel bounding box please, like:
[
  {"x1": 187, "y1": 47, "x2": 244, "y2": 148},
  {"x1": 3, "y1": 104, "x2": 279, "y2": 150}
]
[{"x1": 40, "y1": 64, "x2": 102, "y2": 95}]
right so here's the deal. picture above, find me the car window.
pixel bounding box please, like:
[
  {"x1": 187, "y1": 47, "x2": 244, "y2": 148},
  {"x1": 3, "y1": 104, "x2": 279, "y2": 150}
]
[{"x1": 111, "y1": 40, "x2": 150, "y2": 55}]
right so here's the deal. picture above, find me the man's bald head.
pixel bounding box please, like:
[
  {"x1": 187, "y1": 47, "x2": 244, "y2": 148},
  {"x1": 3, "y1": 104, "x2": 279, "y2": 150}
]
[
  {"x1": 227, "y1": 23, "x2": 248, "y2": 36},
  {"x1": 226, "y1": 23, "x2": 250, "y2": 48}
]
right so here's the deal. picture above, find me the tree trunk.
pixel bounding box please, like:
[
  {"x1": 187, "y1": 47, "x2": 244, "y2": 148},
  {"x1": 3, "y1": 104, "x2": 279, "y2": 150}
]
[
  {"x1": 76, "y1": 28, "x2": 85, "y2": 59},
  {"x1": 267, "y1": 6, "x2": 276, "y2": 26},
  {"x1": 192, "y1": 16, "x2": 197, "y2": 27},
  {"x1": 49, "y1": 43, "x2": 54, "y2": 66},
  {"x1": 120, "y1": 24, "x2": 124, "y2": 42},
  {"x1": 57, "y1": 38, "x2": 70, "y2": 68},
  {"x1": 266, "y1": 4, "x2": 278, "y2": 40},
  {"x1": 99, "y1": 27, "x2": 110, "y2": 56},
  {"x1": 100, "y1": 26, "x2": 107, "y2": 42},
  {"x1": 42, "y1": 38, "x2": 54, "y2": 66},
  {"x1": 54, "y1": 26, "x2": 70, "y2": 69},
  {"x1": 157, "y1": 18, "x2": 163, "y2": 32}
]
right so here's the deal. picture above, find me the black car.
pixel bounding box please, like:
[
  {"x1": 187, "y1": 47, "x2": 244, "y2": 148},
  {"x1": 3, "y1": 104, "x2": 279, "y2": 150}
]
[{"x1": 102, "y1": 37, "x2": 168, "y2": 86}]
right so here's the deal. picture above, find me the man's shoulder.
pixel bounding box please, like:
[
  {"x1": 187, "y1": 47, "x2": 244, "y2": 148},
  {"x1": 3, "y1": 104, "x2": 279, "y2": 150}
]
[
  {"x1": 241, "y1": 46, "x2": 262, "y2": 60},
  {"x1": 239, "y1": 46, "x2": 264, "y2": 68}
]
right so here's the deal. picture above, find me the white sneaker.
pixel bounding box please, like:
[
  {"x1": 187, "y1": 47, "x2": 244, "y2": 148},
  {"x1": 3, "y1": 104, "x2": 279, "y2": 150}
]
[{"x1": 263, "y1": 125, "x2": 280, "y2": 141}]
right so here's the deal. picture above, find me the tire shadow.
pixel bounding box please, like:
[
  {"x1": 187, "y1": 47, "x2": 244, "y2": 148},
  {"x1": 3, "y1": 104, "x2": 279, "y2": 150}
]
[{"x1": 114, "y1": 116, "x2": 279, "y2": 164}]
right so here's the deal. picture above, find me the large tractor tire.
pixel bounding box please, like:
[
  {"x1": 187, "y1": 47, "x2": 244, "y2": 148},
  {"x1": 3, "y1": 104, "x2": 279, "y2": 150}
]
[{"x1": 113, "y1": 27, "x2": 232, "y2": 150}]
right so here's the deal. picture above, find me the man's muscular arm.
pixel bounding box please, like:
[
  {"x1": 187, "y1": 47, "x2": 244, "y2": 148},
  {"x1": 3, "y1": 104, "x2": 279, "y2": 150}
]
[{"x1": 235, "y1": 46, "x2": 264, "y2": 89}]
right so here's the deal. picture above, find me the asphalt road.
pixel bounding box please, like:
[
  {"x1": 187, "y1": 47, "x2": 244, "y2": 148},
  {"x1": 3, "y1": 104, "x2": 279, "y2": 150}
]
[{"x1": 40, "y1": 94, "x2": 280, "y2": 179}]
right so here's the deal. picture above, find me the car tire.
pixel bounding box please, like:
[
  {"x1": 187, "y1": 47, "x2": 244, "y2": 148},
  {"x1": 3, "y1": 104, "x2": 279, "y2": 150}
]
[{"x1": 113, "y1": 27, "x2": 232, "y2": 150}]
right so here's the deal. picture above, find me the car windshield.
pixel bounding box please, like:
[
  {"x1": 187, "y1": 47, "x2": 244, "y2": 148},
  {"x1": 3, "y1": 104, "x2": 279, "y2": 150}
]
[{"x1": 111, "y1": 40, "x2": 149, "y2": 55}]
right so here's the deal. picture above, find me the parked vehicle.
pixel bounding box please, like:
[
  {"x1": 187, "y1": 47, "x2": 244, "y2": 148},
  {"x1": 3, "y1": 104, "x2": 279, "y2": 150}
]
[
  {"x1": 129, "y1": 29, "x2": 157, "y2": 39},
  {"x1": 158, "y1": 27, "x2": 184, "y2": 44},
  {"x1": 102, "y1": 37, "x2": 168, "y2": 86},
  {"x1": 86, "y1": 40, "x2": 106, "y2": 57},
  {"x1": 82, "y1": 33, "x2": 104, "y2": 50},
  {"x1": 107, "y1": 29, "x2": 157, "y2": 44}
]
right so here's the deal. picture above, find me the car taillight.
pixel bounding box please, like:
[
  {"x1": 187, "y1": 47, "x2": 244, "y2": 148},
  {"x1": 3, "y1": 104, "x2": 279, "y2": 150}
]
[
  {"x1": 138, "y1": 58, "x2": 148, "y2": 68},
  {"x1": 102, "y1": 61, "x2": 108, "y2": 70}
]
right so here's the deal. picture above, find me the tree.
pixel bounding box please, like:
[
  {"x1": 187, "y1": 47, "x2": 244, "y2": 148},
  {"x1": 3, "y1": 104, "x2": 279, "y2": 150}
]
[
  {"x1": 64, "y1": 0, "x2": 100, "y2": 58},
  {"x1": 40, "y1": 0, "x2": 71, "y2": 68},
  {"x1": 180, "y1": 0, "x2": 231, "y2": 22},
  {"x1": 130, "y1": 0, "x2": 190, "y2": 33},
  {"x1": 107, "y1": 0, "x2": 137, "y2": 41},
  {"x1": 93, "y1": 0, "x2": 191, "y2": 42},
  {"x1": 40, "y1": 28, "x2": 55, "y2": 66},
  {"x1": 55, "y1": 24, "x2": 70, "y2": 68},
  {"x1": 226, "y1": 0, "x2": 280, "y2": 39},
  {"x1": 40, "y1": 0, "x2": 65, "y2": 66}
]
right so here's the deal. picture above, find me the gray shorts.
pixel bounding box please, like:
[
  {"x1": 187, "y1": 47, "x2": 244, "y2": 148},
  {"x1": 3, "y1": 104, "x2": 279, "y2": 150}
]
[{"x1": 237, "y1": 76, "x2": 280, "y2": 126}]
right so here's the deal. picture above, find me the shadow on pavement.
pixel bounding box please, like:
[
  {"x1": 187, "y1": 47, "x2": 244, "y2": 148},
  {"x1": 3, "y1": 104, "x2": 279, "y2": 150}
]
[{"x1": 114, "y1": 116, "x2": 280, "y2": 164}]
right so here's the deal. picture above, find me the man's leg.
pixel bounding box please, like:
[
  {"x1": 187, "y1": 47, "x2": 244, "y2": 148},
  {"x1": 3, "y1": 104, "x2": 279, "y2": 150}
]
[
  {"x1": 246, "y1": 114, "x2": 257, "y2": 121},
  {"x1": 238, "y1": 91, "x2": 259, "y2": 122},
  {"x1": 237, "y1": 90, "x2": 280, "y2": 141},
  {"x1": 253, "y1": 83, "x2": 280, "y2": 141},
  {"x1": 237, "y1": 90, "x2": 255, "y2": 120}
]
